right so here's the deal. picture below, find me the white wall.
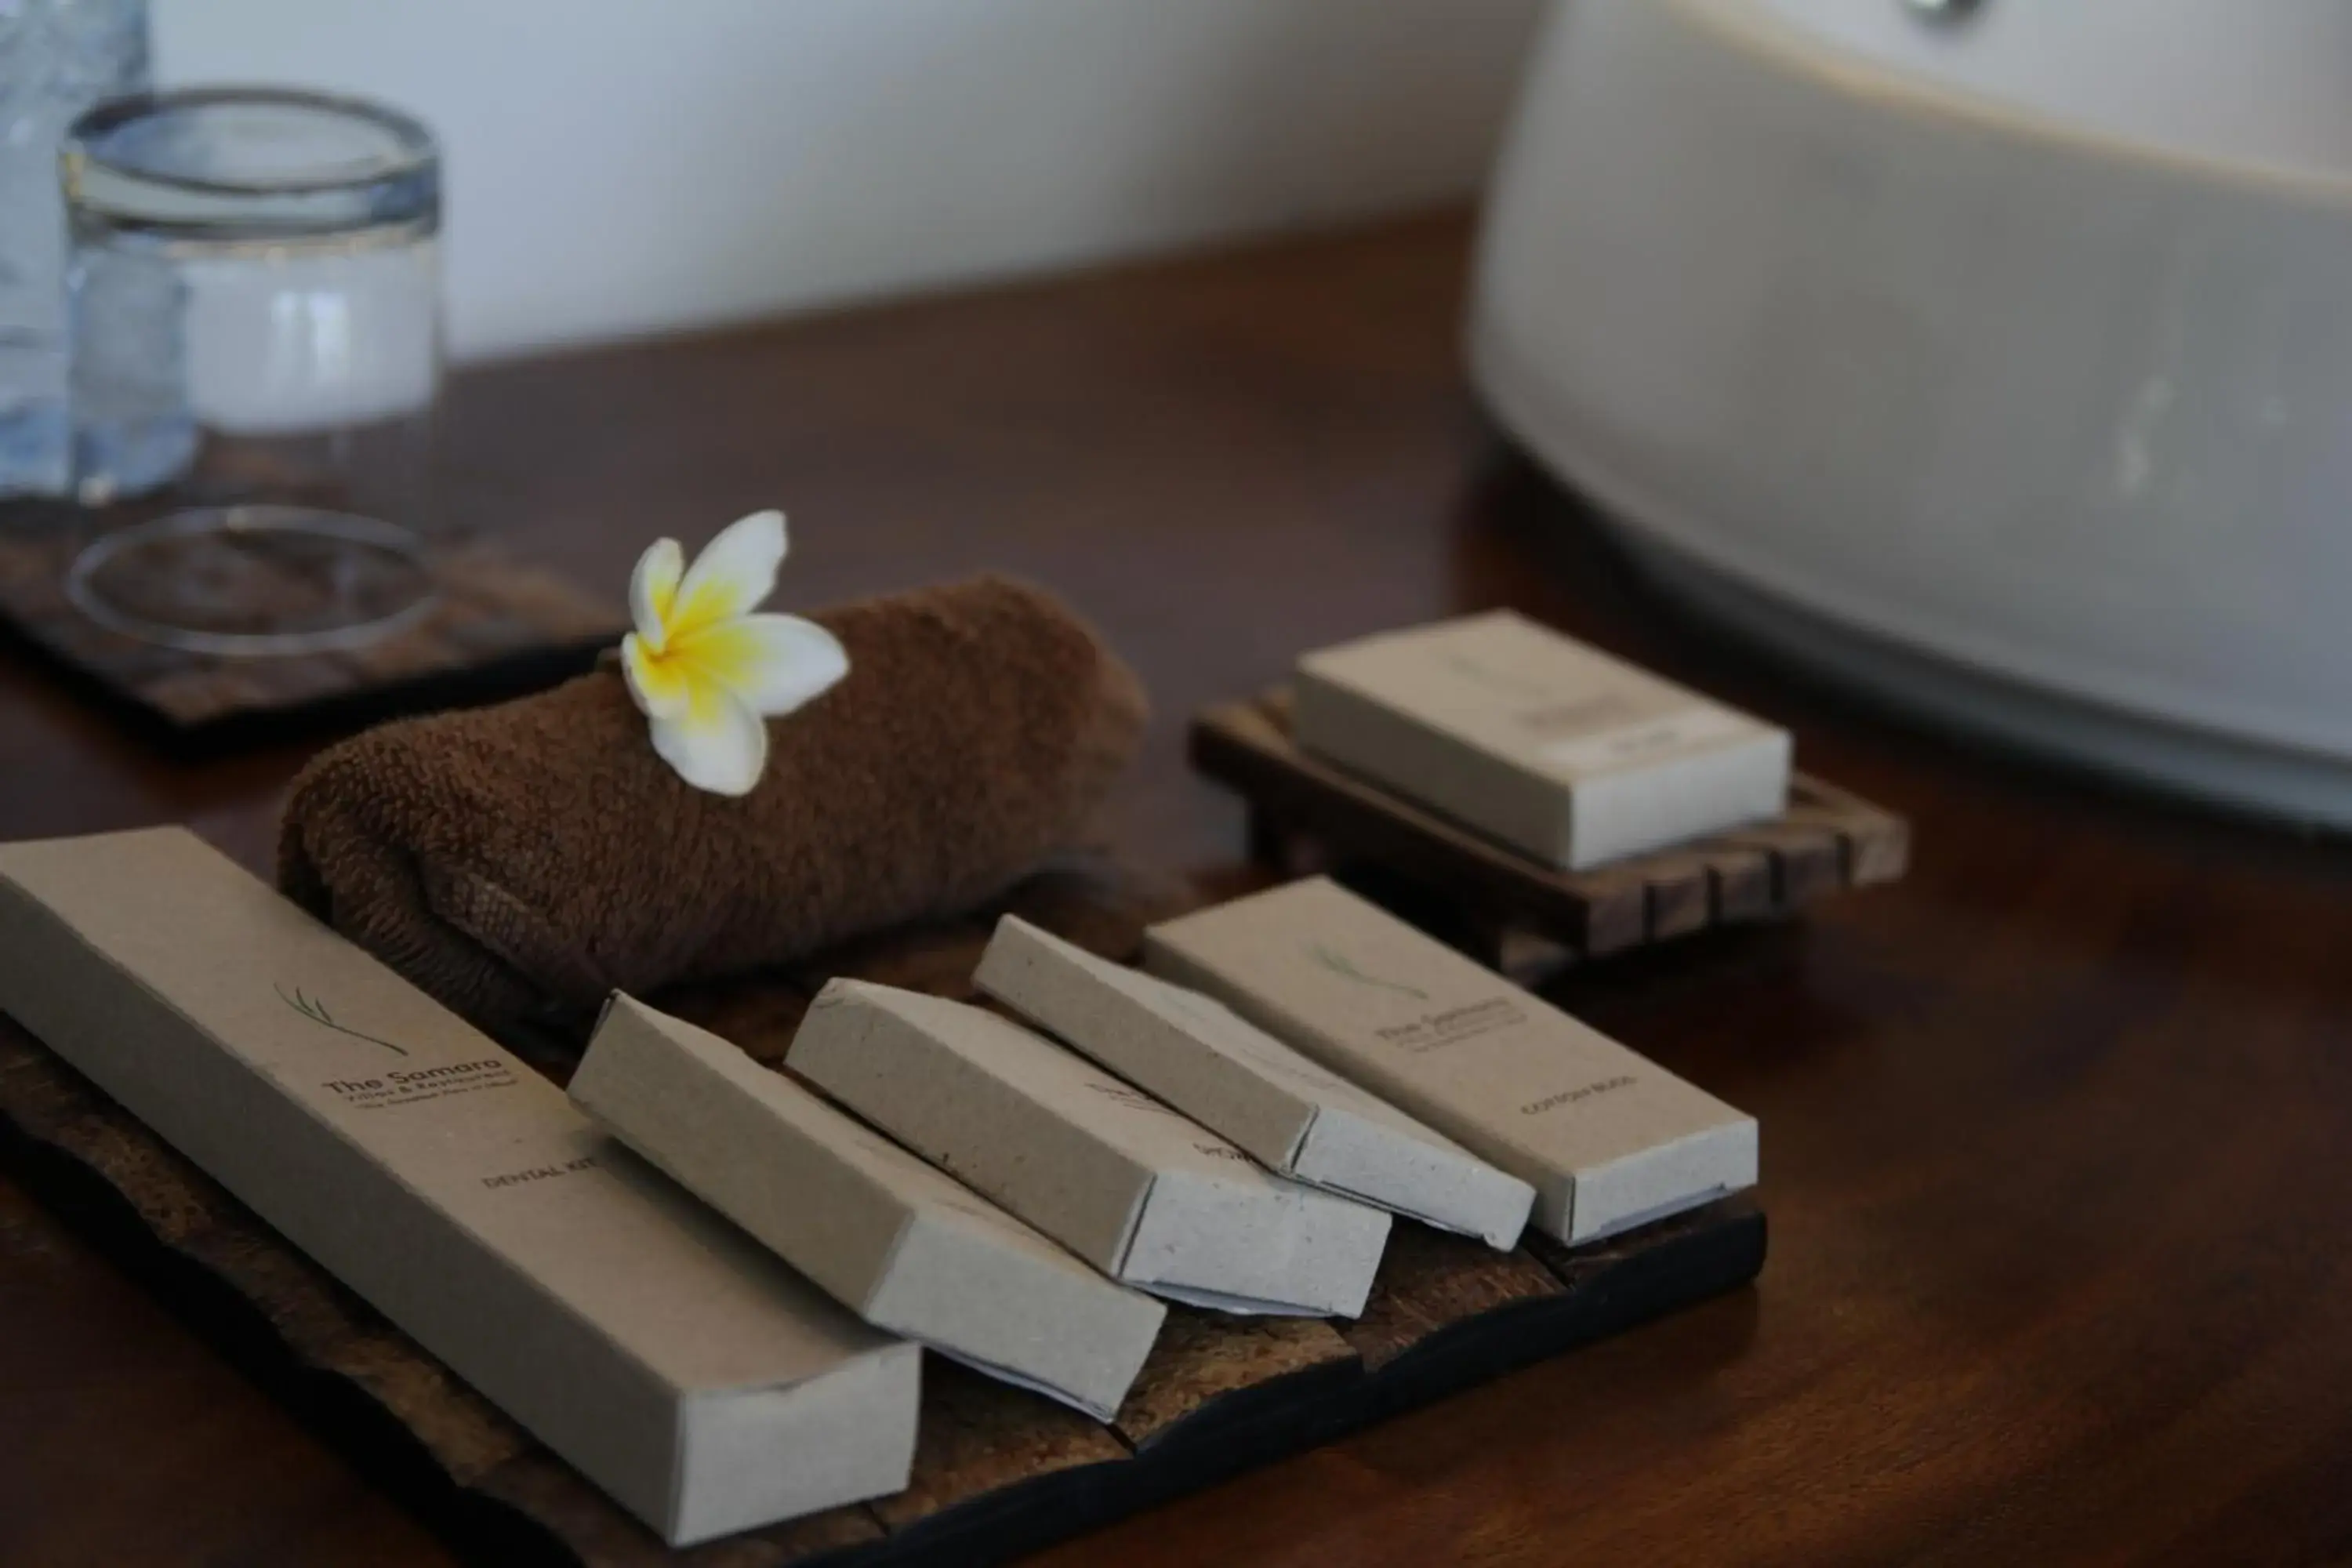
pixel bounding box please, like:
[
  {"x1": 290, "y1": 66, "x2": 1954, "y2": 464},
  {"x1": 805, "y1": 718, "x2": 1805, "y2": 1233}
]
[{"x1": 155, "y1": 0, "x2": 1543, "y2": 361}]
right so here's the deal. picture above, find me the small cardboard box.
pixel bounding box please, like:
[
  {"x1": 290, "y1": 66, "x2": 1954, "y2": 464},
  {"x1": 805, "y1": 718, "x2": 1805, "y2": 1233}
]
[
  {"x1": 976, "y1": 916, "x2": 1535, "y2": 1249},
  {"x1": 1294, "y1": 610, "x2": 1791, "y2": 869},
  {"x1": 572, "y1": 993, "x2": 1166, "y2": 1420},
  {"x1": 1145, "y1": 877, "x2": 1758, "y2": 1246},
  {"x1": 786, "y1": 980, "x2": 1391, "y2": 1318},
  {"x1": 0, "y1": 829, "x2": 919, "y2": 1547}
]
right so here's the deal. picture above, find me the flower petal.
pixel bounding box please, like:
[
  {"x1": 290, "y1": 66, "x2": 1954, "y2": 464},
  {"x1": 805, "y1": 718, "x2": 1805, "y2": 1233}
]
[
  {"x1": 672, "y1": 612, "x2": 849, "y2": 717},
  {"x1": 619, "y1": 632, "x2": 690, "y2": 720},
  {"x1": 648, "y1": 670, "x2": 770, "y2": 797},
  {"x1": 629, "y1": 538, "x2": 684, "y2": 651},
  {"x1": 670, "y1": 510, "x2": 787, "y2": 642}
]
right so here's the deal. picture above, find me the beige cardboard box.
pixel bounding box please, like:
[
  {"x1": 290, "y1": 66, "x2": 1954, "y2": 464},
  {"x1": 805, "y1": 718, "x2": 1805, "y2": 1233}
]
[
  {"x1": 786, "y1": 980, "x2": 1392, "y2": 1317},
  {"x1": 976, "y1": 916, "x2": 1535, "y2": 1249},
  {"x1": 1145, "y1": 877, "x2": 1757, "y2": 1245},
  {"x1": 571, "y1": 994, "x2": 1165, "y2": 1420},
  {"x1": 0, "y1": 829, "x2": 919, "y2": 1548},
  {"x1": 1294, "y1": 610, "x2": 1791, "y2": 869}
]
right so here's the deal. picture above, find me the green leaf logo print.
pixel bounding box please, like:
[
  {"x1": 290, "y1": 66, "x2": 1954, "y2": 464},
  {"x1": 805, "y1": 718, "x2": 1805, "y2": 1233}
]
[
  {"x1": 276, "y1": 985, "x2": 408, "y2": 1058},
  {"x1": 1305, "y1": 943, "x2": 1428, "y2": 1002}
]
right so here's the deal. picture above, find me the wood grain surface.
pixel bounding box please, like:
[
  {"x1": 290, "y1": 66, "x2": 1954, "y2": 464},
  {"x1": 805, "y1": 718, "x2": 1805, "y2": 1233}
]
[{"x1": 6, "y1": 212, "x2": 2352, "y2": 1566}]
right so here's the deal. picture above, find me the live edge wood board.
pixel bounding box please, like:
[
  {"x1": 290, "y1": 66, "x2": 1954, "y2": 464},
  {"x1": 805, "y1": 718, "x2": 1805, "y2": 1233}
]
[
  {"x1": 0, "y1": 860, "x2": 1766, "y2": 1568},
  {"x1": 1192, "y1": 689, "x2": 1910, "y2": 985}
]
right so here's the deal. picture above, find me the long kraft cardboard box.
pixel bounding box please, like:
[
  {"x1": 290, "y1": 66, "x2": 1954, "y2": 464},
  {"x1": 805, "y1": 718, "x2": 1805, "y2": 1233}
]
[
  {"x1": 1293, "y1": 610, "x2": 1791, "y2": 869},
  {"x1": 0, "y1": 829, "x2": 920, "y2": 1547},
  {"x1": 572, "y1": 993, "x2": 1166, "y2": 1420},
  {"x1": 975, "y1": 915, "x2": 1536, "y2": 1249},
  {"x1": 787, "y1": 979, "x2": 1392, "y2": 1318},
  {"x1": 1144, "y1": 877, "x2": 1759, "y2": 1245}
]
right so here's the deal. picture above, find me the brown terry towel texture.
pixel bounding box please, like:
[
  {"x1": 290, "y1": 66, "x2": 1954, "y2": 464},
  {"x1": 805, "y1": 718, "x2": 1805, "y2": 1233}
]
[{"x1": 280, "y1": 575, "x2": 1148, "y2": 1038}]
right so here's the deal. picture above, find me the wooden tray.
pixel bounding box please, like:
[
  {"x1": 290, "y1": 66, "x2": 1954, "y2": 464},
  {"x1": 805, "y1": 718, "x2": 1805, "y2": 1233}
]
[
  {"x1": 0, "y1": 516, "x2": 622, "y2": 752},
  {"x1": 0, "y1": 862, "x2": 1767, "y2": 1568},
  {"x1": 1192, "y1": 689, "x2": 1909, "y2": 983}
]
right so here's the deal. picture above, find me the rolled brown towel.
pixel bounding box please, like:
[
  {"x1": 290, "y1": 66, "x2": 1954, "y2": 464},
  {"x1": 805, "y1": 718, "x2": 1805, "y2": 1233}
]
[{"x1": 279, "y1": 575, "x2": 1147, "y2": 1037}]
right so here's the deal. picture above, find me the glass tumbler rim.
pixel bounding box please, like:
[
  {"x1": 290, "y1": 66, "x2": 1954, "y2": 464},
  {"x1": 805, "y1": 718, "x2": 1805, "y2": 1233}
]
[{"x1": 64, "y1": 85, "x2": 438, "y2": 237}]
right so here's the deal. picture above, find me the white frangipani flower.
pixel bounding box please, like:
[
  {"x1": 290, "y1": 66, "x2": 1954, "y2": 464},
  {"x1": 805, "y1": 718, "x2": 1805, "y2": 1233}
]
[{"x1": 618, "y1": 510, "x2": 848, "y2": 797}]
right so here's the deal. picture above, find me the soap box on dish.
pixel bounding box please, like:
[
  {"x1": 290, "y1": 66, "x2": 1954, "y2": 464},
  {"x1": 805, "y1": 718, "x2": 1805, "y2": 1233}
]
[
  {"x1": 975, "y1": 915, "x2": 1535, "y2": 1249},
  {"x1": 0, "y1": 829, "x2": 918, "y2": 1548},
  {"x1": 1145, "y1": 876, "x2": 1758, "y2": 1247},
  {"x1": 1293, "y1": 609, "x2": 1791, "y2": 869},
  {"x1": 786, "y1": 978, "x2": 1392, "y2": 1318},
  {"x1": 571, "y1": 993, "x2": 1166, "y2": 1421}
]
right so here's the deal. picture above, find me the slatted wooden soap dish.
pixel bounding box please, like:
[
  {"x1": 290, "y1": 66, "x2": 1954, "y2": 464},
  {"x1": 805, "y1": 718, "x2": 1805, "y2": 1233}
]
[{"x1": 1192, "y1": 688, "x2": 1911, "y2": 983}]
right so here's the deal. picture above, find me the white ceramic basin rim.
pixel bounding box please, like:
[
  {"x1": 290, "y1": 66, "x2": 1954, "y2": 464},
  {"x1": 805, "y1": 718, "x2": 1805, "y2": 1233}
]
[
  {"x1": 1471, "y1": 0, "x2": 2352, "y2": 822},
  {"x1": 1748, "y1": 0, "x2": 2352, "y2": 187}
]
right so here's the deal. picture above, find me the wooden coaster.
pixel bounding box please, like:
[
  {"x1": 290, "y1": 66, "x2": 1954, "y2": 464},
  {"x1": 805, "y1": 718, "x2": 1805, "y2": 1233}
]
[
  {"x1": 1191, "y1": 688, "x2": 1910, "y2": 984},
  {"x1": 0, "y1": 864, "x2": 1767, "y2": 1568},
  {"x1": 0, "y1": 519, "x2": 622, "y2": 751}
]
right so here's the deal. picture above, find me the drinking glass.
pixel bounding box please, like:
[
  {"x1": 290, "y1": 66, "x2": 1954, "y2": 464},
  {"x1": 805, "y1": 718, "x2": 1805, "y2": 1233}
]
[{"x1": 61, "y1": 85, "x2": 442, "y2": 655}]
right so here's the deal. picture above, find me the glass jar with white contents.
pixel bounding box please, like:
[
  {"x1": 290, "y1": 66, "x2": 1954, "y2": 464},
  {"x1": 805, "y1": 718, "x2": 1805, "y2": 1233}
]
[{"x1": 61, "y1": 85, "x2": 442, "y2": 655}]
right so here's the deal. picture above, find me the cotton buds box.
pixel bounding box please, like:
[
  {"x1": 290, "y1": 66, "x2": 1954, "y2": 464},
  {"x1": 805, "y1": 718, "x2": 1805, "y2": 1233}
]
[
  {"x1": 571, "y1": 993, "x2": 1166, "y2": 1420},
  {"x1": 1146, "y1": 877, "x2": 1759, "y2": 1246},
  {"x1": 976, "y1": 915, "x2": 1534, "y2": 1249},
  {"x1": 787, "y1": 979, "x2": 1392, "y2": 1318}
]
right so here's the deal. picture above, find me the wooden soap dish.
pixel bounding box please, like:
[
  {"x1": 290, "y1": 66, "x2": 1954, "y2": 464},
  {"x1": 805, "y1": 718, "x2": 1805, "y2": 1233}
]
[{"x1": 1191, "y1": 688, "x2": 1909, "y2": 983}]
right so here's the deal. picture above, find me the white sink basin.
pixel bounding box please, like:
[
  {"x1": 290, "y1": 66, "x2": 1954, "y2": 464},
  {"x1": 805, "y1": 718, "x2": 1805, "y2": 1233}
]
[{"x1": 1471, "y1": 0, "x2": 2352, "y2": 822}]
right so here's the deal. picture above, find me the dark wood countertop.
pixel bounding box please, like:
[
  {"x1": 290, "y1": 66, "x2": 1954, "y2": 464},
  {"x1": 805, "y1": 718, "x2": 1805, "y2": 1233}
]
[{"x1": 5, "y1": 211, "x2": 2350, "y2": 1566}]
